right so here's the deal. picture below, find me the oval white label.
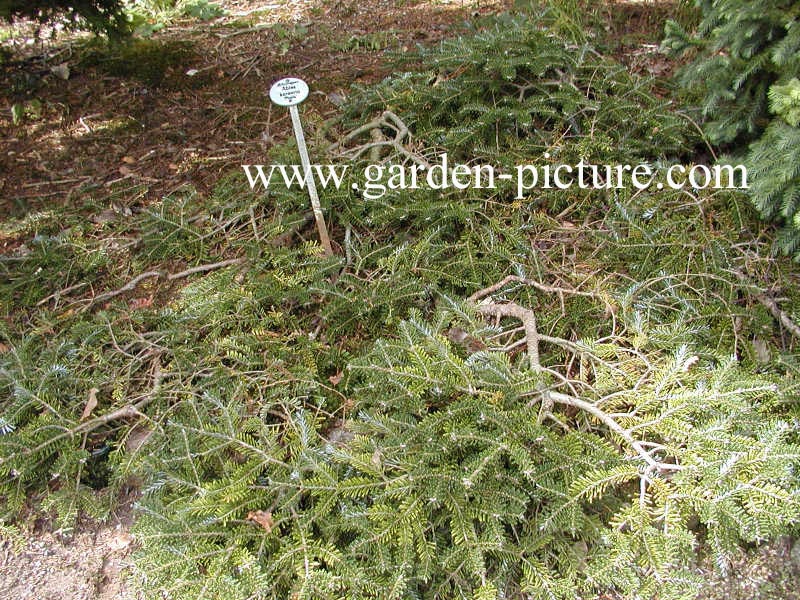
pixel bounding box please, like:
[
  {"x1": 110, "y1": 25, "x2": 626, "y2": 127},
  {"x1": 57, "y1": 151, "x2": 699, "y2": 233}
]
[{"x1": 269, "y1": 77, "x2": 309, "y2": 107}]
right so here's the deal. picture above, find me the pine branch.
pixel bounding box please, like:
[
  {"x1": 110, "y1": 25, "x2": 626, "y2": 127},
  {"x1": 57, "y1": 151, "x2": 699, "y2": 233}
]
[
  {"x1": 468, "y1": 274, "x2": 601, "y2": 303},
  {"x1": 330, "y1": 110, "x2": 431, "y2": 167},
  {"x1": 468, "y1": 275, "x2": 605, "y2": 371},
  {"x1": 757, "y1": 293, "x2": 800, "y2": 340},
  {"x1": 90, "y1": 270, "x2": 162, "y2": 304},
  {"x1": 474, "y1": 301, "x2": 540, "y2": 371},
  {"x1": 469, "y1": 277, "x2": 681, "y2": 473},
  {"x1": 21, "y1": 354, "x2": 163, "y2": 459}
]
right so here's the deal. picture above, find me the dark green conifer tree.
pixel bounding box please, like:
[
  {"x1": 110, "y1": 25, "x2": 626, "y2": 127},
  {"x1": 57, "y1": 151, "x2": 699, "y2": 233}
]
[{"x1": 664, "y1": 0, "x2": 800, "y2": 256}]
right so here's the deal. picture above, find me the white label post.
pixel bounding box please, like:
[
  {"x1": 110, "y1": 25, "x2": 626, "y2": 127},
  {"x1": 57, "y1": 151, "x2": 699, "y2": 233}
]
[{"x1": 269, "y1": 77, "x2": 333, "y2": 256}]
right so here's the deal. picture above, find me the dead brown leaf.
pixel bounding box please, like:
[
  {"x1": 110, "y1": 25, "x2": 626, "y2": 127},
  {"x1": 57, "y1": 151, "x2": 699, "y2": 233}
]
[
  {"x1": 125, "y1": 426, "x2": 153, "y2": 453},
  {"x1": 81, "y1": 387, "x2": 99, "y2": 420},
  {"x1": 129, "y1": 297, "x2": 153, "y2": 310},
  {"x1": 247, "y1": 510, "x2": 274, "y2": 532},
  {"x1": 107, "y1": 529, "x2": 133, "y2": 551}
]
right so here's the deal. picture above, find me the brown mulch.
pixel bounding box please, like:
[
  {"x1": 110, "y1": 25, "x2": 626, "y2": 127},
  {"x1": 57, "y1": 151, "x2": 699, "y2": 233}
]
[{"x1": 0, "y1": 0, "x2": 511, "y2": 238}]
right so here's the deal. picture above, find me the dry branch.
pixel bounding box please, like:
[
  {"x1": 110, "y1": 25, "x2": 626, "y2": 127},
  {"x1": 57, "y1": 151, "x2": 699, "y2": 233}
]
[
  {"x1": 21, "y1": 355, "x2": 163, "y2": 459},
  {"x1": 756, "y1": 293, "x2": 800, "y2": 340},
  {"x1": 468, "y1": 276, "x2": 680, "y2": 475},
  {"x1": 80, "y1": 258, "x2": 246, "y2": 310},
  {"x1": 468, "y1": 274, "x2": 601, "y2": 303},
  {"x1": 329, "y1": 110, "x2": 430, "y2": 167},
  {"x1": 474, "y1": 301, "x2": 540, "y2": 371},
  {"x1": 547, "y1": 391, "x2": 681, "y2": 473},
  {"x1": 732, "y1": 269, "x2": 800, "y2": 340}
]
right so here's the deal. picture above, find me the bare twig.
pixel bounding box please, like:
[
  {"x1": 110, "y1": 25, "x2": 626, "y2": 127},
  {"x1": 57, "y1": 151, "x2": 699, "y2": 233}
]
[
  {"x1": 166, "y1": 257, "x2": 246, "y2": 281},
  {"x1": 468, "y1": 274, "x2": 600, "y2": 303},
  {"x1": 475, "y1": 301, "x2": 540, "y2": 371},
  {"x1": 90, "y1": 270, "x2": 162, "y2": 304},
  {"x1": 468, "y1": 274, "x2": 606, "y2": 371},
  {"x1": 467, "y1": 276, "x2": 681, "y2": 474},
  {"x1": 36, "y1": 282, "x2": 89, "y2": 306},
  {"x1": 330, "y1": 110, "x2": 430, "y2": 168},
  {"x1": 756, "y1": 292, "x2": 800, "y2": 340},
  {"x1": 547, "y1": 391, "x2": 681, "y2": 473},
  {"x1": 83, "y1": 258, "x2": 247, "y2": 309},
  {"x1": 215, "y1": 22, "x2": 273, "y2": 39}
]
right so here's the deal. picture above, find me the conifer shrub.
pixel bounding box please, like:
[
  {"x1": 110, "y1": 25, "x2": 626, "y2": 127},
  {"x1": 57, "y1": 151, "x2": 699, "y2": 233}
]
[
  {"x1": 345, "y1": 14, "x2": 691, "y2": 166},
  {"x1": 1, "y1": 8, "x2": 799, "y2": 600},
  {"x1": 663, "y1": 0, "x2": 800, "y2": 257},
  {"x1": 123, "y1": 12, "x2": 799, "y2": 600},
  {"x1": 334, "y1": 13, "x2": 694, "y2": 224}
]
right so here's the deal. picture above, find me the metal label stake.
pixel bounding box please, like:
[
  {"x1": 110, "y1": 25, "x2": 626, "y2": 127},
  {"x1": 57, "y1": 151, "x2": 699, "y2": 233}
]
[{"x1": 269, "y1": 77, "x2": 333, "y2": 256}]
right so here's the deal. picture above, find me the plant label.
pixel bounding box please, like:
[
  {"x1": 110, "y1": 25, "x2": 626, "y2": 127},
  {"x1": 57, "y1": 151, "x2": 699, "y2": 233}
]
[{"x1": 269, "y1": 77, "x2": 309, "y2": 107}]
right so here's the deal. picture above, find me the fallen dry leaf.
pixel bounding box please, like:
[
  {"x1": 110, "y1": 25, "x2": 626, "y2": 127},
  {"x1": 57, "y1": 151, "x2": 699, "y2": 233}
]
[
  {"x1": 81, "y1": 387, "x2": 99, "y2": 421},
  {"x1": 91, "y1": 208, "x2": 118, "y2": 224},
  {"x1": 129, "y1": 297, "x2": 153, "y2": 310},
  {"x1": 50, "y1": 63, "x2": 70, "y2": 80},
  {"x1": 247, "y1": 510, "x2": 274, "y2": 532},
  {"x1": 328, "y1": 371, "x2": 343, "y2": 386},
  {"x1": 125, "y1": 426, "x2": 153, "y2": 453},
  {"x1": 107, "y1": 529, "x2": 133, "y2": 551}
]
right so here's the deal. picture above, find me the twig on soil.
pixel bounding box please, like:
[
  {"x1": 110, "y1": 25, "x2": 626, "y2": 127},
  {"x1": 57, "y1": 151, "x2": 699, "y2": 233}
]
[
  {"x1": 90, "y1": 271, "x2": 163, "y2": 305},
  {"x1": 80, "y1": 258, "x2": 247, "y2": 309},
  {"x1": 216, "y1": 22, "x2": 273, "y2": 39},
  {"x1": 22, "y1": 177, "x2": 90, "y2": 188},
  {"x1": 36, "y1": 282, "x2": 89, "y2": 307},
  {"x1": 166, "y1": 257, "x2": 246, "y2": 280}
]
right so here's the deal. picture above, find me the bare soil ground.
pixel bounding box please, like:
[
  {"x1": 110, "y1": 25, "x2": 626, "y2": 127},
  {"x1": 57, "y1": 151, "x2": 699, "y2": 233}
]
[
  {"x1": 0, "y1": 520, "x2": 139, "y2": 600},
  {"x1": 0, "y1": 0, "x2": 677, "y2": 234}
]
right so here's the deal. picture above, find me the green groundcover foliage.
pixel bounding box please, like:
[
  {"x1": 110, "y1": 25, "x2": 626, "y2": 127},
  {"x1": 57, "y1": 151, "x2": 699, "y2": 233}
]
[
  {"x1": 664, "y1": 0, "x2": 800, "y2": 258},
  {"x1": 1, "y1": 8, "x2": 800, "y2": 600}
]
